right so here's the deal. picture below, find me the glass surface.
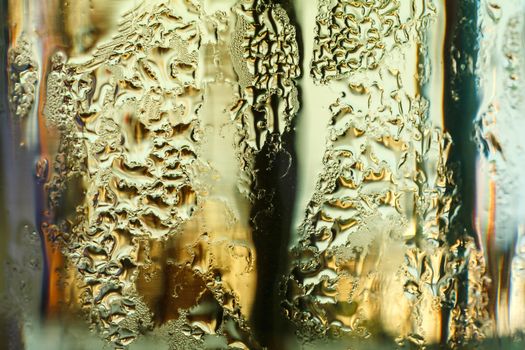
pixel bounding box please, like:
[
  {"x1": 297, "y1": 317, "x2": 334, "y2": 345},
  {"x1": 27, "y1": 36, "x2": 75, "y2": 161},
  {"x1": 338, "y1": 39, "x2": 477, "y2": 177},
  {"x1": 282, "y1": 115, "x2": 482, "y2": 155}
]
[{"x1": 1, "y1": 0, "x2": 525, "y2": 349}]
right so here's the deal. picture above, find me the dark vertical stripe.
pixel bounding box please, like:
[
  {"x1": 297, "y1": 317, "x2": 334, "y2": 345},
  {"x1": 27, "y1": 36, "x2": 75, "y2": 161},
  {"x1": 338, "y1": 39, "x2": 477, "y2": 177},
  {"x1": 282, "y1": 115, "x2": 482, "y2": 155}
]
[
  {"x1": 248, "y1": 2, "x2": 300, "y2": 348},
  {"x1": 443, "y1": 0, "x2": 480, "y2": 346}
]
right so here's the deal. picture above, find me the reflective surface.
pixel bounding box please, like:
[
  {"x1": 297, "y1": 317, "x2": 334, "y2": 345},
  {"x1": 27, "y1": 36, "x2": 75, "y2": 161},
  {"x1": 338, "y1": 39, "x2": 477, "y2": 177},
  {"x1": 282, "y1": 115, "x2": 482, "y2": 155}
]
[{"x1": 1, "y1": 0, "x2": 525, "y2": 349}]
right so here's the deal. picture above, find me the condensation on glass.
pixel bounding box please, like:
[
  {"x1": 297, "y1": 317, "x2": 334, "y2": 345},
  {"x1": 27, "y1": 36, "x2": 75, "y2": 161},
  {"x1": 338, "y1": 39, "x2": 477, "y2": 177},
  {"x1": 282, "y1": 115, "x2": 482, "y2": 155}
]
[{"x1": 1, "y1": 0, "x2": 525, "y2": 349}]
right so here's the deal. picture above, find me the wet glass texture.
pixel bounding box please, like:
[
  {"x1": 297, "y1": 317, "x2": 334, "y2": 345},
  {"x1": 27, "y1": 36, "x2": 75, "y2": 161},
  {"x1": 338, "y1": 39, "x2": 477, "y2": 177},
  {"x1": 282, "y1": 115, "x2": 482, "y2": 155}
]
[{"x1": 1, "y1": 0, "x2": 525, "y2": 349}]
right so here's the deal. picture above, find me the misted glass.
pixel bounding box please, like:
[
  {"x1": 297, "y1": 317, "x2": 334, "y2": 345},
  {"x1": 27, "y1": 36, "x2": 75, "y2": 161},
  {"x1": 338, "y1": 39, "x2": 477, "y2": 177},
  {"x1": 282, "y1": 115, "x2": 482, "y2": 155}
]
[{"x1": 1, "y1": 1, "x2": 525, "y2": 349}]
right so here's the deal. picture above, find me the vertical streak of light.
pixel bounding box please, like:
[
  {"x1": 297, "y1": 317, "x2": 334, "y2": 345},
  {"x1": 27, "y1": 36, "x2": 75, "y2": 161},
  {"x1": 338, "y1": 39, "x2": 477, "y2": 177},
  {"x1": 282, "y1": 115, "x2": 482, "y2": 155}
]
[
  {"x1": 474, "y1": 0, "x2": 525, "y2": 337},
  {"x1": 429, "y1": 0, "x2": 446, "y2": 131},
  {"x1": 421, "y1": 1, "x2": 447, "y2": 343},
  {"x1": 34, "y1": 0, "x2": 65, "y2": 317},
  {"x1": 476, "y1": 160, "x2": 498, "y2": 335},
  {"x1": 291, "y1": 0, "x2": 339, "y2": 247}
]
